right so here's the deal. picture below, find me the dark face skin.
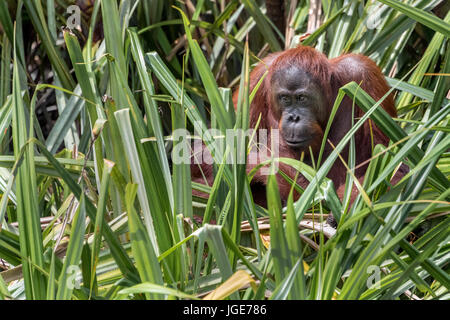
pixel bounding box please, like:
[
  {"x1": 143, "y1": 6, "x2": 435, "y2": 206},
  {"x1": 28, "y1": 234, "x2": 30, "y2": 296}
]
[{"x1": 270, "y1": 67, "x2": 326, "y2": 151}]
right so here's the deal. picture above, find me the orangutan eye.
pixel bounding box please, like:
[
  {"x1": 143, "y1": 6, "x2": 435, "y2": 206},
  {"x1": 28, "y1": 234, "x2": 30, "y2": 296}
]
[
  {"x1": 279, "y1": 95, "x2": 291, "y2": 104},
  {"x1": 297, "y1": 95, "x2": 306, "y2": 102}
]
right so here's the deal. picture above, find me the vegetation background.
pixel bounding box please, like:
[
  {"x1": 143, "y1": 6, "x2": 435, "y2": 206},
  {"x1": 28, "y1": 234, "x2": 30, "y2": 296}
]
[{"x1": 0, "y1": 0, "x2": 449, "y2": 300}]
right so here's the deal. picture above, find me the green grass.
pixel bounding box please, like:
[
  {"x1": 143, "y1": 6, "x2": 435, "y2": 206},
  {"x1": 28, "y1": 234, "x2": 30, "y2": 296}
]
[{"x1": 0, "y1": 0, "x2": 449, "y2": 300}]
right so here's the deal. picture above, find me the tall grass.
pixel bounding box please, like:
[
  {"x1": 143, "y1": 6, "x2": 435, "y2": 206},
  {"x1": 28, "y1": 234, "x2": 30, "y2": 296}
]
[{"x1": 0, "y1": 0, "x2": 448, "y2": 300}]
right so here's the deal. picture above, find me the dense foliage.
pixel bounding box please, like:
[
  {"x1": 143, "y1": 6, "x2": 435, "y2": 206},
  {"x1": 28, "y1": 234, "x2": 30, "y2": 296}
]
[{"x1": 0, "y1": 0, "x2": 448, "y2": 300}]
